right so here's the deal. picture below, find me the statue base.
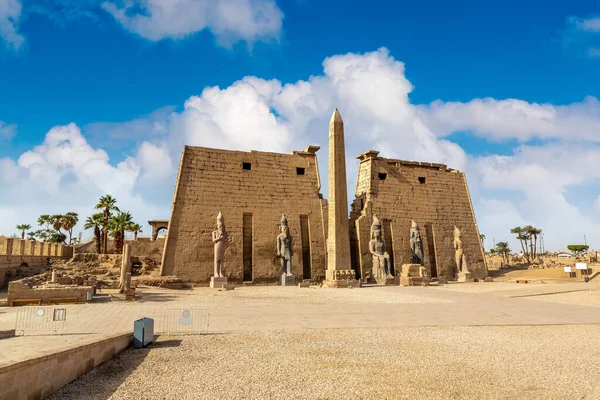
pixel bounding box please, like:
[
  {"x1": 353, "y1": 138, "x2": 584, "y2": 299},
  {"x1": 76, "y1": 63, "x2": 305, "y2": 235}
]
[
  {"x1": 457, "y1": 272, "x2": 473, "y2": 283},
  {"x1": 399, "y1": 276, "x2": 430, "y2": 286},
  {"x1": 374, "y1": 276, "x2": 395, "y2": 285},
  {"x1": 323, "y1": 269, "x2": 360, "y2": 288},
  {"x1": 400, "y1": 264, "x2": 423, "y2": 277},
  {"x1": 281, "y1": 274, "x2": 296, "y2": 286},
  {"x1": 210, "y1": 276, "x2": 228, "y2": 288}
]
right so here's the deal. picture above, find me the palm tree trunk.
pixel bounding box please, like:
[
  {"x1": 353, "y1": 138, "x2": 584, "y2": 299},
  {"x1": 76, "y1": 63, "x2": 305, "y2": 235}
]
[
  {"x1": 533, "y1": 236, "x2": 537, "y2": 259},
  {"x1": 21, "y1": 231, "x2": 24, "y2": 239},
  {"x1": 134, "y1": 231, "x2": 138, "y2": 241},
  {"x1": 518, "y1": 237, "x2": 527, "y2": 262}
]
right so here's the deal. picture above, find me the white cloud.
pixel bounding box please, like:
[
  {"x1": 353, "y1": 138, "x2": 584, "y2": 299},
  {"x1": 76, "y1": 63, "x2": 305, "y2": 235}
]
[
  {"x1": 418, "y1": 96, "x2": 600, "y2": 142},
  {"x1": 0, "y1": 124, "x2": 169, "y2": 239},
  {"x1": 101, "y1": 0, "x2": 283, "y2": 46},
  {"x1": 0, "y1": 120, "x2": 16, "y2": 140},
  {"x1": 470, "y1": 142, "x2": 600, "y2": 250},
  {"x1": 571, "y1": 16, "x2": 600, "y2": 32},
  {"x1": 0, "y1": 0, "x2": 24, "y2": 50},
  {"x1": 3, "y1": 48, "x2": 600, "y2": 252}
]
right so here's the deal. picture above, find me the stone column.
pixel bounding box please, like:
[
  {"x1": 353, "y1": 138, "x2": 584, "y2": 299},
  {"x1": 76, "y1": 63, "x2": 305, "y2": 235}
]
[
  {"x1": 125, "y1": 272, "x2": 132, "y2": 293},
  {"x1": 51, "y1": 270, "x2": 57, "y2": 283},
  {"x1": 120, "y1": 244, "x2": 131, "y2": 293},
  {"x1": 323, "y1": 109, "x2": 358, "y2": 288}
]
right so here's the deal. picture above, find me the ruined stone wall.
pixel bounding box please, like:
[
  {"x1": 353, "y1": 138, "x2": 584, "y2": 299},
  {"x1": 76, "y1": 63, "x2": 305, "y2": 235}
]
[
  {"x1": 350, "y1": 156, "x2": 487, "y2": 280},
  {"x1": 0, "y1": 238, "x2": 73, "y2": 286},
  {"x1": 7, "y1": 281, "x2": 92, "y2": 304},
  {"x1": 128, "y1": 238, "x2": 165, "y2": 265},
  {"x1": 161, "y1": 146, "x2": 328, "y2": 283}
]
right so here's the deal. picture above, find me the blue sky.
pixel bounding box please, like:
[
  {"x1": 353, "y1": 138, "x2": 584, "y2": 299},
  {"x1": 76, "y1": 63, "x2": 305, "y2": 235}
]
[{"x1": 1, "y1": 0, "x2": 600, "y2": 251}]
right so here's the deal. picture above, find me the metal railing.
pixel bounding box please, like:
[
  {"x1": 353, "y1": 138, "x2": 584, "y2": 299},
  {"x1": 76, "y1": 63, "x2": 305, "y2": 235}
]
[
  {"x1": 159, "y1": 309, "x2": 210, "y2": 335},
  {"x1": 15, "y1": 306, "x2": 67, "y2": 336}
]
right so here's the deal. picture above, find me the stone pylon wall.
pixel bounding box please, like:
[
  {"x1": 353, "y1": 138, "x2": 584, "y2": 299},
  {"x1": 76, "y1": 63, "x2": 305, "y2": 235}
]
[
  {"x1": 161, "y1": 146, "x2": 328, "y2": 283},
  {"x1": 350, "y1": 154, "x2": 487, "y2": 280}
]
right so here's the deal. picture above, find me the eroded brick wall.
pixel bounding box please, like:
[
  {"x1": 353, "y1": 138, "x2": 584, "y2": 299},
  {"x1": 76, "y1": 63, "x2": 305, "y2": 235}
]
[
  {"x1": 161, "y1": 146, "x2": 328, "y2": 283},
  {"x1": 350, "y1": 156, "x2": 487, "y2": 280}
]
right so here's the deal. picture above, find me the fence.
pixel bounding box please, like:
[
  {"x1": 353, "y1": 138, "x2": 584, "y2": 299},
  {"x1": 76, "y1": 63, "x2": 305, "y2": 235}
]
[
  {"x1": 160, "y1": 309, "x2": 210, "y2": 335},
  {"x1": 15, "y1": 306, "x2": 67, "y2": 336}
]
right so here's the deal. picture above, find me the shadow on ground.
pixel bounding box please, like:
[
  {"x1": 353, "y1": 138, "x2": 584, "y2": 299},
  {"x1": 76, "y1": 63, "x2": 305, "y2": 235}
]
[{"x1": 47, "y1": 341, "x2": 153, "y2": 400}]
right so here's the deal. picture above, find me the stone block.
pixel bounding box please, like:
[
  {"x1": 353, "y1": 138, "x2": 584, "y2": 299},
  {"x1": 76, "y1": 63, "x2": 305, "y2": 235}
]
[
  {"x1": 399, "y1": 276, "x2": 424, "y2": 286},
  {"x1": 210, "y1": 276, "x2": 228, "y2": 288},
  {"x1": 457, "y1": 272, "x2": 473, "y2": 283},
  {"x1": 374, "y1": 276, "x2": 395, "y2": 285},
  {"x1": 401, "y1": 264, "x2": 423, "y2": 277},
  {"x1": 322, "y1": 279, "x2": 360, "y2": 288},
  {"x1": 281, "y1": 274, "x2": 296, "y2": 286},
  {"x1": 221, "y1": 284, "x2": 235, "y2": 291},
  {"x1": 298, "y1": 282, "x2": 310, "y2": 288}
]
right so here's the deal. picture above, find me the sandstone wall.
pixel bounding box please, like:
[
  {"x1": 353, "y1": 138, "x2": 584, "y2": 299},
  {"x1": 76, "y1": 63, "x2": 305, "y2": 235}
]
[
  {"x1": 161, "y1": 146, "x2": 328, "y2": 283},
  {"x1": 129, "y1": 238, "x2": 165, "y2": 265},
  {"x1": 0, "y1": 238, "x2": 73, "y2": 287},
  {"x1": 350, "y1": 155, "x2": 487, "y2": 280}
]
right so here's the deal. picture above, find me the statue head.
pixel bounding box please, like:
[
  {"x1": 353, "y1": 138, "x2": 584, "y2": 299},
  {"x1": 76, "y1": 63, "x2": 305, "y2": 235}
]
[
  {"x1": 280, "y1": 214, "x2": 289, "y2": 235},
  {"x1": 411, "y1": 220, "x2": 418, "y2": 229},
  {"x1": 217, "y1": 211, "x2": 225, "y2": 230},
  {"x1": 454, "y1": 226, "x2": 461, "y2": 238},
  {"x1": 371, "y1": 215, "x2": 382, "y2": 240}
]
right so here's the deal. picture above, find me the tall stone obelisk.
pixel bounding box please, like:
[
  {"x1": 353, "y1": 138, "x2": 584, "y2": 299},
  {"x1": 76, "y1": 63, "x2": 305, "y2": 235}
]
[{"x1": 324, "y1": 109, "x2": 358, "y2": 288}]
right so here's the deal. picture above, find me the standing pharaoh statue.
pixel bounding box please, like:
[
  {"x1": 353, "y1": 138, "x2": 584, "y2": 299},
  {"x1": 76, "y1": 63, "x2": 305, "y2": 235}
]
[
  {"x1": 369, "y1": 215, "x2": 392, "y2": 280},
  {"x1": 453, "y1": 226, "x2": 468, "y2": 274},
  {"x1": 409, "y1": 220, "x2": 424, "y2": 265},
  {"x1": 277, "y1": 215, "x2": 293, "y2": 276},
  {"x1": 212, "y1": 211, "x2": 228, "y2": 278}
]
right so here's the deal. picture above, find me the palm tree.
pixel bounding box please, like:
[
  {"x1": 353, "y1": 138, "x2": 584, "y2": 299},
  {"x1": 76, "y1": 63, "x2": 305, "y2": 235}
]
[
  {"x1": 35, "y1": 229, "x2": 50, "y2": 242},
  {"x1": 479, "y1": 233, "x2": 486, "y2": 252},
  {"x1": 37, "y1": 214, "x2": 52, "y2": 231},
  {"x1": 84, "y1": 213, "x2": 104, "y2": 254},
  {"x1": 26, "y1": 231, "x2": 37, "y2": 241},
  {"x1": 16, "y1": 224, "x2": 31, "y2": 240},
  {"x1": 109, "y1": 211, "x2": 133, "y2": 254},
  {"x1": 525, "y1": 226, "x2": 542, "y2": 259},
  {"x1": 129, "y1": 223, "x2": 143, "y2": 241},
  {"x1": 495, "y1": 242, "x2": 511, "y2": 266},
  {"x1": 61, "y1": 212, "x2": 79, "y2": 244},
  {"x1": 510, "y1": 226, "x2": 530, "y2": 263},
  {"x1": 95, "y1": 195, "x2": 119, "y2": 254}
]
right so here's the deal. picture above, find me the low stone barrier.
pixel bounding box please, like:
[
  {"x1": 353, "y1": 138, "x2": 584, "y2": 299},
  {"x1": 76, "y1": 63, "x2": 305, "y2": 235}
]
[
  {"x1": 0, "y1": 333, "x2": 132, "y2": 399},
  {"x1": 8, "y1": 281, "x2": 92, "y2": 305}
]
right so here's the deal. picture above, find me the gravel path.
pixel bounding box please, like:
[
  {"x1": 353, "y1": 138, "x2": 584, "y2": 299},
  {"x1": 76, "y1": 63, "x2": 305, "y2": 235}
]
[{"x1": 50, "y1": 325, "x2": 600, "y2": 400}]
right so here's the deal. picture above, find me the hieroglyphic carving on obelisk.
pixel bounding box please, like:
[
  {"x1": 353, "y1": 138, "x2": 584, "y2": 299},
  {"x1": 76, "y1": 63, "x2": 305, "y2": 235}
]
[{"x1": 324, "y1": 109, "x2": 358, "y2": 288}]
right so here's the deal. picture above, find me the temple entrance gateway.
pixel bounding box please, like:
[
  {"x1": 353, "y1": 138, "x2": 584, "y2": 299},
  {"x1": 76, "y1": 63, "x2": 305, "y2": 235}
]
[
  {"x1": 424, "y1": 223, "x2": 438, "y2": 278},
  {"x1": 243, "y1": 213, "x2": 253, "y2": 282},
  {"x1": 300, "y1": 215, "x2": 312, "y2": 280}
]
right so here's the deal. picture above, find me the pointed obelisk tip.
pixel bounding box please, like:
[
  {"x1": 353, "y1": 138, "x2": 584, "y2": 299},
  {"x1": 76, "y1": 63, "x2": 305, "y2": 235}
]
[{"x1": 330, "y1": 108, "x2": 343, "y2": 124}]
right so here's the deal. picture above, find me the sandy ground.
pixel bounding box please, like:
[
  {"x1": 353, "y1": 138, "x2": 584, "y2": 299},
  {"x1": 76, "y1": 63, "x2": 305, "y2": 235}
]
[
  {"x1": 50, "y1": 325, "x2": 600, "y2": 400},
  {"x1": 527, "y1": 287, "x2": 600, "y2": 308}
]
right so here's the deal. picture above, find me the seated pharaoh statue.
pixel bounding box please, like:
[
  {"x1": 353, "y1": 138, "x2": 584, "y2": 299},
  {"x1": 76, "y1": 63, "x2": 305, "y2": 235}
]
[{"x1": 369, "y1": 215, "x2": 393, "y2": 281}]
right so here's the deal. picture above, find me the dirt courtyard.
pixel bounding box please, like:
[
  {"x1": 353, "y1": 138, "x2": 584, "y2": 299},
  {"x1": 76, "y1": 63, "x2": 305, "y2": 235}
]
[
  {"x1": 37, "y1": 282, "x2": 600, "y2": 400},
  {"x1": 51, "y1": 324, "x2": 600, "y2": 400}
]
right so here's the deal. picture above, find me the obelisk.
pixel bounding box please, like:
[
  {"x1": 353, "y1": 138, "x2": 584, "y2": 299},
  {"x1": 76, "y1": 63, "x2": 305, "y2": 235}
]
[{"x1": 324, "y1": 109, "x2": 358, "y2": 288}]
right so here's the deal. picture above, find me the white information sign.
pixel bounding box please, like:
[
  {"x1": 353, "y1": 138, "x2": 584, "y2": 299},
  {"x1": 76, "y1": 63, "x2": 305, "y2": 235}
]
[
  {"x1": 564, "y1": 266, "x2": 572, "y2": 273},
  {"x1": 576, "y1": 262, "x2": 588, "y2": 270}
]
